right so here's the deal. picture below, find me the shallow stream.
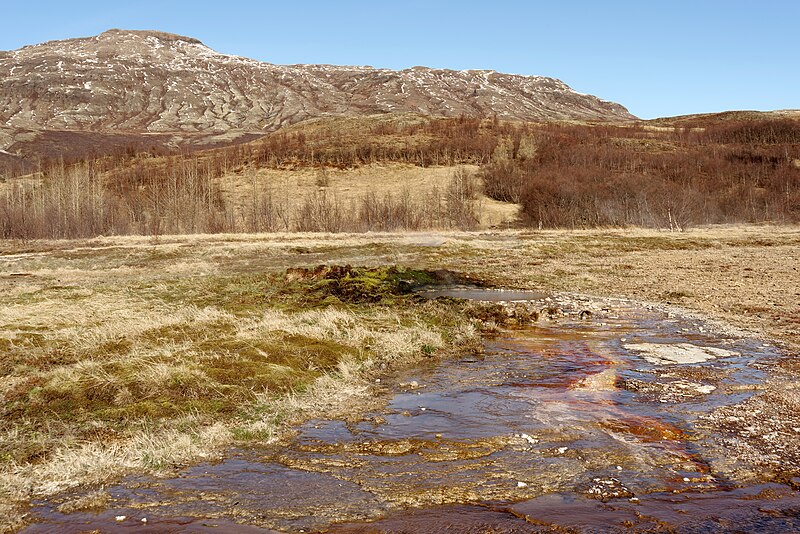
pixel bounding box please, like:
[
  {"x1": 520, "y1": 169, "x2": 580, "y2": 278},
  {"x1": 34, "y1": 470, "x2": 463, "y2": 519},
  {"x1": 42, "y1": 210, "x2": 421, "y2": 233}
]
[{"x1": 24, "y1": 291, "x2": 800, "y2": 532}]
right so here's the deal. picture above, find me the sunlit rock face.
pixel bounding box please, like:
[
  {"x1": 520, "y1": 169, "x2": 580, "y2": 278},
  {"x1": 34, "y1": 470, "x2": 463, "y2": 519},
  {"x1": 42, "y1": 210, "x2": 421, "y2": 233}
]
[{"x1": 0, "y1": 28, "x2": 634, "y2": 142}]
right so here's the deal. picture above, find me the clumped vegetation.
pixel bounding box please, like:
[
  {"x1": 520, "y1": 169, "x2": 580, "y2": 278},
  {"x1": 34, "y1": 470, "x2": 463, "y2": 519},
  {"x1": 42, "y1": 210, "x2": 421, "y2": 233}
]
[
  {"x1": 481, "y1": 119, "x2": 800, "y2": 229},
  {"x1": 1, "y1": 114, "x2": 798, "y2": 237}
]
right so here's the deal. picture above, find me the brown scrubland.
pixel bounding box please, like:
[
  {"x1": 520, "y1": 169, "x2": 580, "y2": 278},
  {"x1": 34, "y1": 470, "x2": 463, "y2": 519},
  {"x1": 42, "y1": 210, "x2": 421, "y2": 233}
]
[{"x1": 1, "y1": 113, "x2": 798, "y2": 238}]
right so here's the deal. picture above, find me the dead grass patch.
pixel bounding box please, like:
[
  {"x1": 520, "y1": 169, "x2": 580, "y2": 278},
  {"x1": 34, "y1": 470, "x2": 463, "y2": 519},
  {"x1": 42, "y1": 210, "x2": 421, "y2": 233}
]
[{"x1": 0, "y1": 262, "x2": 484, "y2": 510}]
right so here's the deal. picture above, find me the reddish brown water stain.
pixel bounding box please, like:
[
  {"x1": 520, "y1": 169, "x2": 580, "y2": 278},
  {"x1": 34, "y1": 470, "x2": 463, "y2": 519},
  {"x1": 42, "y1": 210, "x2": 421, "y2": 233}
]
[
  {"x1": 600, "y1": 416, "x2": 686, "y2": 443},
  {"x1": 502, "y1": 340, "x2": 617, "y2": 390},
  {"x1": 325, "y1": 505, "x2": 555, "y2": 533}
]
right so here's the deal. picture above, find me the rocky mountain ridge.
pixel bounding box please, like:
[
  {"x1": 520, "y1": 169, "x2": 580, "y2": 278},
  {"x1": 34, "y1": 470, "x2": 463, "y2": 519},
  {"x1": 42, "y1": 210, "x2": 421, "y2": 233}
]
[{"x1": 0, "y1": 29, "x2": 635, "y2": 160}]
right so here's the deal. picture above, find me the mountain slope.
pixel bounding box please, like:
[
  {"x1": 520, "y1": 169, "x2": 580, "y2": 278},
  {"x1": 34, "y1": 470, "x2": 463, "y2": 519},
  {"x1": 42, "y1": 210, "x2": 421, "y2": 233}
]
[{"x1": 0, "y1": 29, "x2": 634, "y2": 160}]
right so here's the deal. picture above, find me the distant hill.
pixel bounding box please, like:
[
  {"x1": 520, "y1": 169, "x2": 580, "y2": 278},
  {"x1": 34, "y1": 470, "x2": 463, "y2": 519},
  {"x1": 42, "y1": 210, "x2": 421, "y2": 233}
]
[{"x1": 647, "y1": 109, "x2": 800, "y2": 127}]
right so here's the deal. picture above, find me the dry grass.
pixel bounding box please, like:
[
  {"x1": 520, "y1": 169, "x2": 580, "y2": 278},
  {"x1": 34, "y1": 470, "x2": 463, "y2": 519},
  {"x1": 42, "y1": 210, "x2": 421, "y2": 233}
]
[
  {"x1": 219, "y1": 162, "x2": 519, "y2": 229},
  {"x1": 238, "y1": 307, "x2": 444, "y2": 362},
  {"x1": 0, "y1": 421, "x2": 233, "y2": 497},
  {"x1": 0, "y1": 258, "x2": 483, "y2": 527}
]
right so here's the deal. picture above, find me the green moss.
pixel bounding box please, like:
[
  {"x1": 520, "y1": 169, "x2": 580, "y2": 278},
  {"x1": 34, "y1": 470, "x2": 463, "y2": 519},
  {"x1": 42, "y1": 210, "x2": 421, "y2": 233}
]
[
  {"x1": 137, "y1": 264, "x2": 460, "y2": 315},
  {"x1": 286, "y1": 264, "x2": 443, "y2": 304},
  {"x1": 231, "y1": 427, "x2": 274, "y2": 442},
  {"x1": 140, "y1": 320, "x2": 236, "y2": 344}
]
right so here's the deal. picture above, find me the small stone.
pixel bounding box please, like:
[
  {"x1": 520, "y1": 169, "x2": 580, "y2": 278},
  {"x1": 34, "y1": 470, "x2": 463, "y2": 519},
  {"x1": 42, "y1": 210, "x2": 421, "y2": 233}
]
[
  {"x1": 683, "y1": 477, "x2": 691, "y2": 482},
  {"x1": 557, "y1": 447, "x2": 568, "y2": 454},
  {"x1": 577, "y1": 477, "x2": 634, "y2": 502},
  {"x1": 629, "y1": 497, "x2": 640, "y2": 503},
  {"x1": 115, "y1": 516, "x2": 126, "y2": 522},
  {"x1": 616, "y1": 465, "x2": 623, "y2": 470},
  {"x1": 517, "y1": 481, "x2": 528, "y2": 488},
  {"x1": 141, "y1": 518, "x2": 148, "y2": 523}
]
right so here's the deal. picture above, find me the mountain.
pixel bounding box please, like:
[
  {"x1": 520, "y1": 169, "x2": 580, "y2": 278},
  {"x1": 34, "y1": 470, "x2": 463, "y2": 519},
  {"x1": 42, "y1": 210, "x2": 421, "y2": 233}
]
[{"x1": 0, "y1": 29, "x2": 635, "y2": 161}]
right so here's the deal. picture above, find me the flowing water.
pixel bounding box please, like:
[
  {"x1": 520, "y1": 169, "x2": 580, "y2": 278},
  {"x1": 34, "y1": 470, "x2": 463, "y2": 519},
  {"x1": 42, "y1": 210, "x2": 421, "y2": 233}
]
[{"x1": 23, "y1": 293, "x2": 800, "y2": 532}]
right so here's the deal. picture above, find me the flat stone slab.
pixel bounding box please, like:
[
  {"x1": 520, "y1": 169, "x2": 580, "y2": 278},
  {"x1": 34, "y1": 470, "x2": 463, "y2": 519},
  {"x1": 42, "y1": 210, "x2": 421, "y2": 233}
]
[{"x1": 623, "y1": 342, "x2": 737, "y2": 365}]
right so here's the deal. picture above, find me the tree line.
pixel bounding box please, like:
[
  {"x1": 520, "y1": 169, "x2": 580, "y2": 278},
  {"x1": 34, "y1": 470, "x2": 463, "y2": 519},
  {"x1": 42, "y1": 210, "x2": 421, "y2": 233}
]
[{"x1": 1, "y1": 115, "x2": 798, "y2": 238}]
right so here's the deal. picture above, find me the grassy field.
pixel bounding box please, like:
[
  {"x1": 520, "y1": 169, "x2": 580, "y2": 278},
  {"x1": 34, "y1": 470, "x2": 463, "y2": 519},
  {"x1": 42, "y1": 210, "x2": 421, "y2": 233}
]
[
  {"x1": 217, "y1": 162, "x2": 520, "y2": 229},
  {"x1": 1, "y1": 224, "x2": 799, "y2": 530}
]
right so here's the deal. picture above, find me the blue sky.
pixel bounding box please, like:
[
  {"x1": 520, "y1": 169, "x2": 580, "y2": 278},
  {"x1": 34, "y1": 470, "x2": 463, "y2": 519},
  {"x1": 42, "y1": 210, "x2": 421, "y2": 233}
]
[{"x1": 1, "y1": 1, "x2": 797, "y2": 119}]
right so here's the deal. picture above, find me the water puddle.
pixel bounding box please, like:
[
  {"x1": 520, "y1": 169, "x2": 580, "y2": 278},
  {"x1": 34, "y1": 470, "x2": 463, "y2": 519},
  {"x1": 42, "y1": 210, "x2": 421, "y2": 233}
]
[{"x1": 23, "y1": 294, "x2": 797, "y2": 532}]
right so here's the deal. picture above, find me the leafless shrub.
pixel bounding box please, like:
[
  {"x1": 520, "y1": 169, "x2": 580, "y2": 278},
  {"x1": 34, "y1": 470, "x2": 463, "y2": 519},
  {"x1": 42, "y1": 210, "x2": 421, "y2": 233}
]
[
  {"x1": 445, "y1": 168, "x2": 480, "y2": 230},
  {"x1": 295, "y1": 190, "x2": 347, "y2": 233},
  {"x1": 4, "y1": 116, "x2": 797, "y2": 238},
  {"x1": 481, "y1": 121, "x2": 800, "y2": 229},
  {"x1": 357, "y1": 189, "x2": 425, "y2": 231}
]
